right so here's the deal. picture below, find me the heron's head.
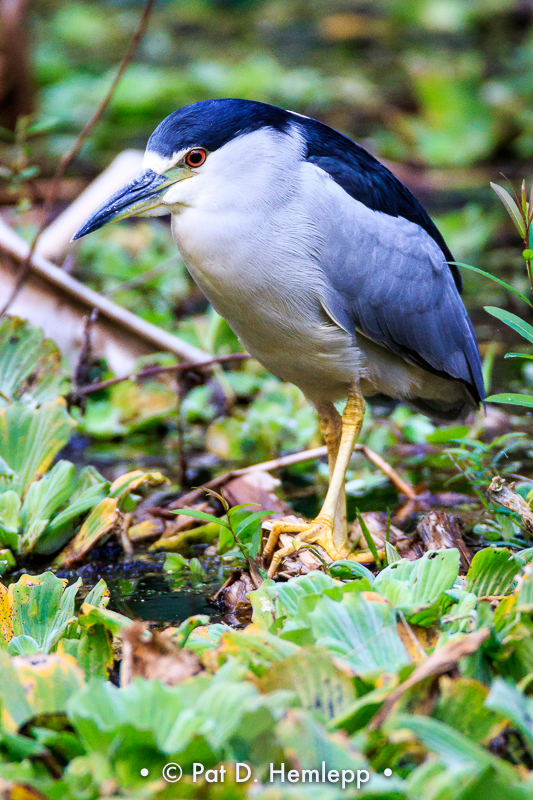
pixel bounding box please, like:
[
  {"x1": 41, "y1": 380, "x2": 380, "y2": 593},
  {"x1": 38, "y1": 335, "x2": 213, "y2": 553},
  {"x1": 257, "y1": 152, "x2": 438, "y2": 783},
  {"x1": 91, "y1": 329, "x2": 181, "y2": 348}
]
[{"x1": 72, "y1": 99, "x2": 306, "y2": 240}]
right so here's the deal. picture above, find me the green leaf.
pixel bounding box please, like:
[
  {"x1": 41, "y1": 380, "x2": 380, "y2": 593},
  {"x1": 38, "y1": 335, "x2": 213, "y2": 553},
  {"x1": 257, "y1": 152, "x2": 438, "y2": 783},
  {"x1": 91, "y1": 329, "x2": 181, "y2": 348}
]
[
  {"x1": 0, "y1": 400, "x2": 75, "y2": 497},
  {"x1": 78, "y1": 601, "x2": 130, "y2": 636},
  {"x1": 517, "y1": 569, "x2": 533, "y2": 611},
  {"x1": 18, "y1": 460, "x2": 76, "y2": 555},
  {"x1": 485, "y1": 679, "x2": 533, "y2": 757},
  {"x1": 465, "y1": 548, "x2": 519, "y2": 596},
  {"x1": 67, "y1": 676, "x2": 209, "y2": 777},
  {"x1": 491, "y1": 182, "x2": 527, "y2": 238},
  {"x1": 84, "y1": 578, "x2": 110, "y2": 608},
  {"x1": 388, "y1": 713, "x2": 517, "y2": 779},
  {"x1": 375, "y1": 549, "x2": 460, "y2": 622},
  {"x1": 217, "y1": 627, "x2": 299, "y2": 674},
  {"x1": 487, "y1": 393, "x2": 533, "y2": 409},
  {"x1": 169, "y1": 614, "x2": 210, "y2": 648},
  {"x1": 0, "y1": 651, "x2": 32, "y2": 730},
  {"x1": 250, "y1": 572, "x2": 341, "y2": 638},
  {"x1": 432, "y1": 677, "x2": 506, "y2": 744},
  {"x1": 234, "y1": 509, "x2": 271, "y2": 538},
  {"x1": 108, "y1": 469, "x2": 167, "y2": 501},
  {"x1": 38, "y1": 466, "x2": 110, "y2": 553},
  {"x1": 8, "y1": 572, "x2": 82, "y2": 653},
  {"x1": 63, "y1": 625, "x2": 113, "y2": 681},
  {"x1": 515, "y1": 547, "x2": 533, "y2": 566},
  {"x1": 276, "y1": 709, "x2": 368, "y2": 774},
  {"x1": 356, "y1": 507, "x2": 382, "y2": 567},
  {"x1": 0, "y1": 316, "x2": 64, "y2": 407},
  {"x1": 451, "y1": 262, "x2": 533, "y2": 308},
  {"x1": 485, "y1": 306, "x2": 533, "y2": 344},
  {"x1": 186, "y1": 623, "x2": 230, "y2": 656},
  {"x1": 258, "y1": 647, "x2": 356, "y2": 723},
  {"x1": 54, "y1": 497, "x2": 119, "y2": 568},
  {"x1": 408, "y1": 550, "x2": 460, "y2": 605},
  {"x1": 7, "y1": 634, "x2": 40, "y2": 656},
  {"x1": 0, "y1": 490, "x2": 21, "y2": 549},
  {"x1": 164, "y1": 552, "x2": 188, "y2": 573},
  {"x1": 171, "y1": 508, "x2": 230, "y2": 528},
  {"x1": 309, "y1": 593, "x2": 409, "y2": 676},
  {"x1": 0, "y1": 548, "x2": 15, "y2": 574},
  {"x1": 386, "y1": 541, "x2": 402, "y2": 564}
]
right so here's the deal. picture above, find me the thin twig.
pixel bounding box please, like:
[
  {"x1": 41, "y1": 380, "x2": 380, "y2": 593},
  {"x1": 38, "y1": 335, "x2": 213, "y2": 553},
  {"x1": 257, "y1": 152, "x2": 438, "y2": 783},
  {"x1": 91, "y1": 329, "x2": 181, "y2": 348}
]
[
  {"x1": 0, "y1": 0, "x2": 157, "y2": 319},
  {"x1": 74, "y1": 308, "x2": 99, "y2": 390},
  {"x1": 167, "y1": 446, "x2": 330, "y2": 510},
  {"x1": 358, "y1": 444, "x2": 417, "y2": 499},
  {"x1": 168, "y1": 442, "x2": 417, "y2": 511},
  {"x1": 78, "y1": 352, "x2": 250, "y2": 395}
]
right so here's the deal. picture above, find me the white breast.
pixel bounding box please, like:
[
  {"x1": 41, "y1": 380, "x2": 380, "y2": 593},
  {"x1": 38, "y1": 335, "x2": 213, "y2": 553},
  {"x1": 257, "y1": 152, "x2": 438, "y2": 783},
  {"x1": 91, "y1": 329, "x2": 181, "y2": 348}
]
[{"x1": 166, "y1": 129, "x2": 364, "y2": 401}]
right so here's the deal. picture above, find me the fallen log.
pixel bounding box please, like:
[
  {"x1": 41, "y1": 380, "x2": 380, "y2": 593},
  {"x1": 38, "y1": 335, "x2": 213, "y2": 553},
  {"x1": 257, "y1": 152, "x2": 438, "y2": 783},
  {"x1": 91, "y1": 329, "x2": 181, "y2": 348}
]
[{"x1": 0, "y1": 215, "x2": 211, "y2": 374}]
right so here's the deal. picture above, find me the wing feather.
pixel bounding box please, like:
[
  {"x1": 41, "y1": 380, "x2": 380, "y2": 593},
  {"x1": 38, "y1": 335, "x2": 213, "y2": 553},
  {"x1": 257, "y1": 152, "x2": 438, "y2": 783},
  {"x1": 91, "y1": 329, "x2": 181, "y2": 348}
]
[{"x1": 311, "y1": 167, "x2": 485, "y2": 404}]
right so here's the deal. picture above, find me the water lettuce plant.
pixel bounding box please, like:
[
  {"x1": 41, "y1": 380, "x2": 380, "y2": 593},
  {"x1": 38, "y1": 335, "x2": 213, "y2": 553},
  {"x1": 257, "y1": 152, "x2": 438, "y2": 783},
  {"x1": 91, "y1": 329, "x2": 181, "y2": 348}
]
[
  {"x1": 1, "y1": 551, "x2": 533, "y2": 799},
  {"x1": 0, "y1": 317, "x2": 167, "y2": 567}
]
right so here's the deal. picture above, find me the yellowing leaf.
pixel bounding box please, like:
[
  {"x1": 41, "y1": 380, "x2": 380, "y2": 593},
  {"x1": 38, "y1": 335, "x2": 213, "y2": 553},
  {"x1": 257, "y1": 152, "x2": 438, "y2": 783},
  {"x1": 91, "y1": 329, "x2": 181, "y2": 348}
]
[
  {"x1": 14, "y1": 652, "x2": 84, "y2": 712},
  {"x1": 0, "y1": 582, "x2": 13, "y2": 645},
  {"x1": 54, "y1": 497, "x2": 119, "y2": 568},
  {"x1": 78, "y1": 602, "x2": 130, "y2": 636},
  {"x1": 109, "y1": 469, "x2": 167, "y2": 499},
  {"x1": 4, "y1": 782, "x2": 52, "y2": 799}
]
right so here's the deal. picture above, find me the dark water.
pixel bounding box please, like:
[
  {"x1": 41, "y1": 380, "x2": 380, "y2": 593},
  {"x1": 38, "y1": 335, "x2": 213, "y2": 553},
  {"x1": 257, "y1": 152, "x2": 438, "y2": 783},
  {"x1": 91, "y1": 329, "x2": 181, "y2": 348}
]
[{"x1": 108, "y1": 571, "x2": 218, "y2": 623}]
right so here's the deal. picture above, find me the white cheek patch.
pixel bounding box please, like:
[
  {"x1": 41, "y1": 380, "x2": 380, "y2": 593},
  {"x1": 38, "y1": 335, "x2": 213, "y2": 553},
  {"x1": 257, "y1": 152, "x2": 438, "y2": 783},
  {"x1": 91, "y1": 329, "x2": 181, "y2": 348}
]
[
  {"x1": 161, "y1": 181, "x2": 189, "y2": 205},
  {"x1": 142, "y1": 148, "x2": 188, "y2": 174}
]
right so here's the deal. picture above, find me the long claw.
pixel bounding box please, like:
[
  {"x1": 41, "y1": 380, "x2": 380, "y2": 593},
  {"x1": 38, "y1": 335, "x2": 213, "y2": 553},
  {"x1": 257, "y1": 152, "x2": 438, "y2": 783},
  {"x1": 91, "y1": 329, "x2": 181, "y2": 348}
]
[{"x1": 265, "y1": 518, "x2": 350, "y2": 578}]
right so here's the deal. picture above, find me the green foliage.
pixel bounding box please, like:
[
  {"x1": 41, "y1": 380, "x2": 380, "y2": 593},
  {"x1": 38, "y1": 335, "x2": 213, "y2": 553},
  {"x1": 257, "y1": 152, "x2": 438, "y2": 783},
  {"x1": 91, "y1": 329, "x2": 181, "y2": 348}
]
[
  {"x1": 374, "y1": 549, "x2": 460, "y2": 625},
  {"x1": 0, "y1": 399, "x2": 75, "y2": 498},
  {"x1": 0, "y1": 321, "x2": 169, "y2": 563},
  {"x1": 206, "y1": 378, "x2": 318, "y2": 464},
  {"x1": 0, "y1": 572, "x2": 129, "y2": 696},
  {"x1": 460, "y1": 180, "x2": 533, "y2": 410},
  {"x1": 3, "y1": 548, "x2": 533, "y2": 796},
  {"x1": 170, "y1": 498, "x2": 270, "y2": 565},
  {"x1": 0, "y1": 317, "x2": 64, "y2": 407},
  {"x1": 309, "y1": 593, "x2": 409, "y2": 676},
  {"x1": 465, "y1": 548, "x2": 520, "y2": 597}
]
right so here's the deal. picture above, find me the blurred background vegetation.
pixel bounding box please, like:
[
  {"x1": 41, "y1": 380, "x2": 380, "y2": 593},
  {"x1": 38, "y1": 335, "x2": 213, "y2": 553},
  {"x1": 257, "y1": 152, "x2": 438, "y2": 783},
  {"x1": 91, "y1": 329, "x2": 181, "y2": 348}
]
[
  {"x1": 2, "y1": 0, "x2": 533, "y2": 527},
  {"x1": 8, "y1": 0, "x2": 532, "y2": 339}
]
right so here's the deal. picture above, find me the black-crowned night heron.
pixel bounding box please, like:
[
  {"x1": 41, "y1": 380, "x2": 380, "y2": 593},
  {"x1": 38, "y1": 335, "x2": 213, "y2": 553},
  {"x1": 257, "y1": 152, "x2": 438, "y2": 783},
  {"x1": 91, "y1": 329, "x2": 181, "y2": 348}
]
[{"x1": 74, "y1": 99, "x2": 485, "y2": 577}]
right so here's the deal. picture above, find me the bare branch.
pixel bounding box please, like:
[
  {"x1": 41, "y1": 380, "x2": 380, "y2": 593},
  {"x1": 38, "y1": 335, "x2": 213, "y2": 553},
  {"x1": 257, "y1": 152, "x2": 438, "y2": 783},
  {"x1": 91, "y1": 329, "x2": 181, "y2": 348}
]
[{"x1": 78, "y1": 352, "x2": 250, "y2": 395}]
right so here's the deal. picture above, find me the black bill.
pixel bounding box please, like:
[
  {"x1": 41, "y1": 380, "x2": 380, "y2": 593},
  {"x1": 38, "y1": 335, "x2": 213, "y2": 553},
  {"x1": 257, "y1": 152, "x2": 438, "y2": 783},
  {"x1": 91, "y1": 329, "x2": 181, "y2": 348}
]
[{"x1": 71, "y1": 169, "x2": 167, "y2": 240}]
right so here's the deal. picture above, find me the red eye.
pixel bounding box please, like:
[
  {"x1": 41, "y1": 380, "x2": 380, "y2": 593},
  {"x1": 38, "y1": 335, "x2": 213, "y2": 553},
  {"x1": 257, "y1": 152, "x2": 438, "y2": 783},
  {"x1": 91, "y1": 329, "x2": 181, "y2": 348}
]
[{"x1": 185, "y1": 148, "x2": 207, "y2": 167}]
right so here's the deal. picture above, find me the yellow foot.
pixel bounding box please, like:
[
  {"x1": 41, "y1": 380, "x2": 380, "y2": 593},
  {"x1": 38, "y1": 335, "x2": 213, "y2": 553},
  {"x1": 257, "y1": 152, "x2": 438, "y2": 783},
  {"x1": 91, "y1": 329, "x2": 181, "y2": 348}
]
[{"x1": 263, "y1": 517, "x2": 351, "y2": 578}]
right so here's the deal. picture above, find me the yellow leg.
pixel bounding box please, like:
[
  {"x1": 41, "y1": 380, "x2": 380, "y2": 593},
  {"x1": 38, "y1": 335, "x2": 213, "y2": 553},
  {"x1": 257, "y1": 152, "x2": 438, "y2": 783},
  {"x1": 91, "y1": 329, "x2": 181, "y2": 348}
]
[
  {"x1": 265, "y1": 390, "x2": 365, "y2": 577},
  {"x1": 316, "y1": 401, "x2": 347, "y2": 549}
]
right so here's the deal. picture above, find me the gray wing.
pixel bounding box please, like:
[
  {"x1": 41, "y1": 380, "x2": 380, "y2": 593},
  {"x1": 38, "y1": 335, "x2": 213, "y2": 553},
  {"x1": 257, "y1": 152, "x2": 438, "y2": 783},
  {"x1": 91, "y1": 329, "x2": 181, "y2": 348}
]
[{"x1": 314, "y1": 182, "x2": 485, "y2": 403}]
